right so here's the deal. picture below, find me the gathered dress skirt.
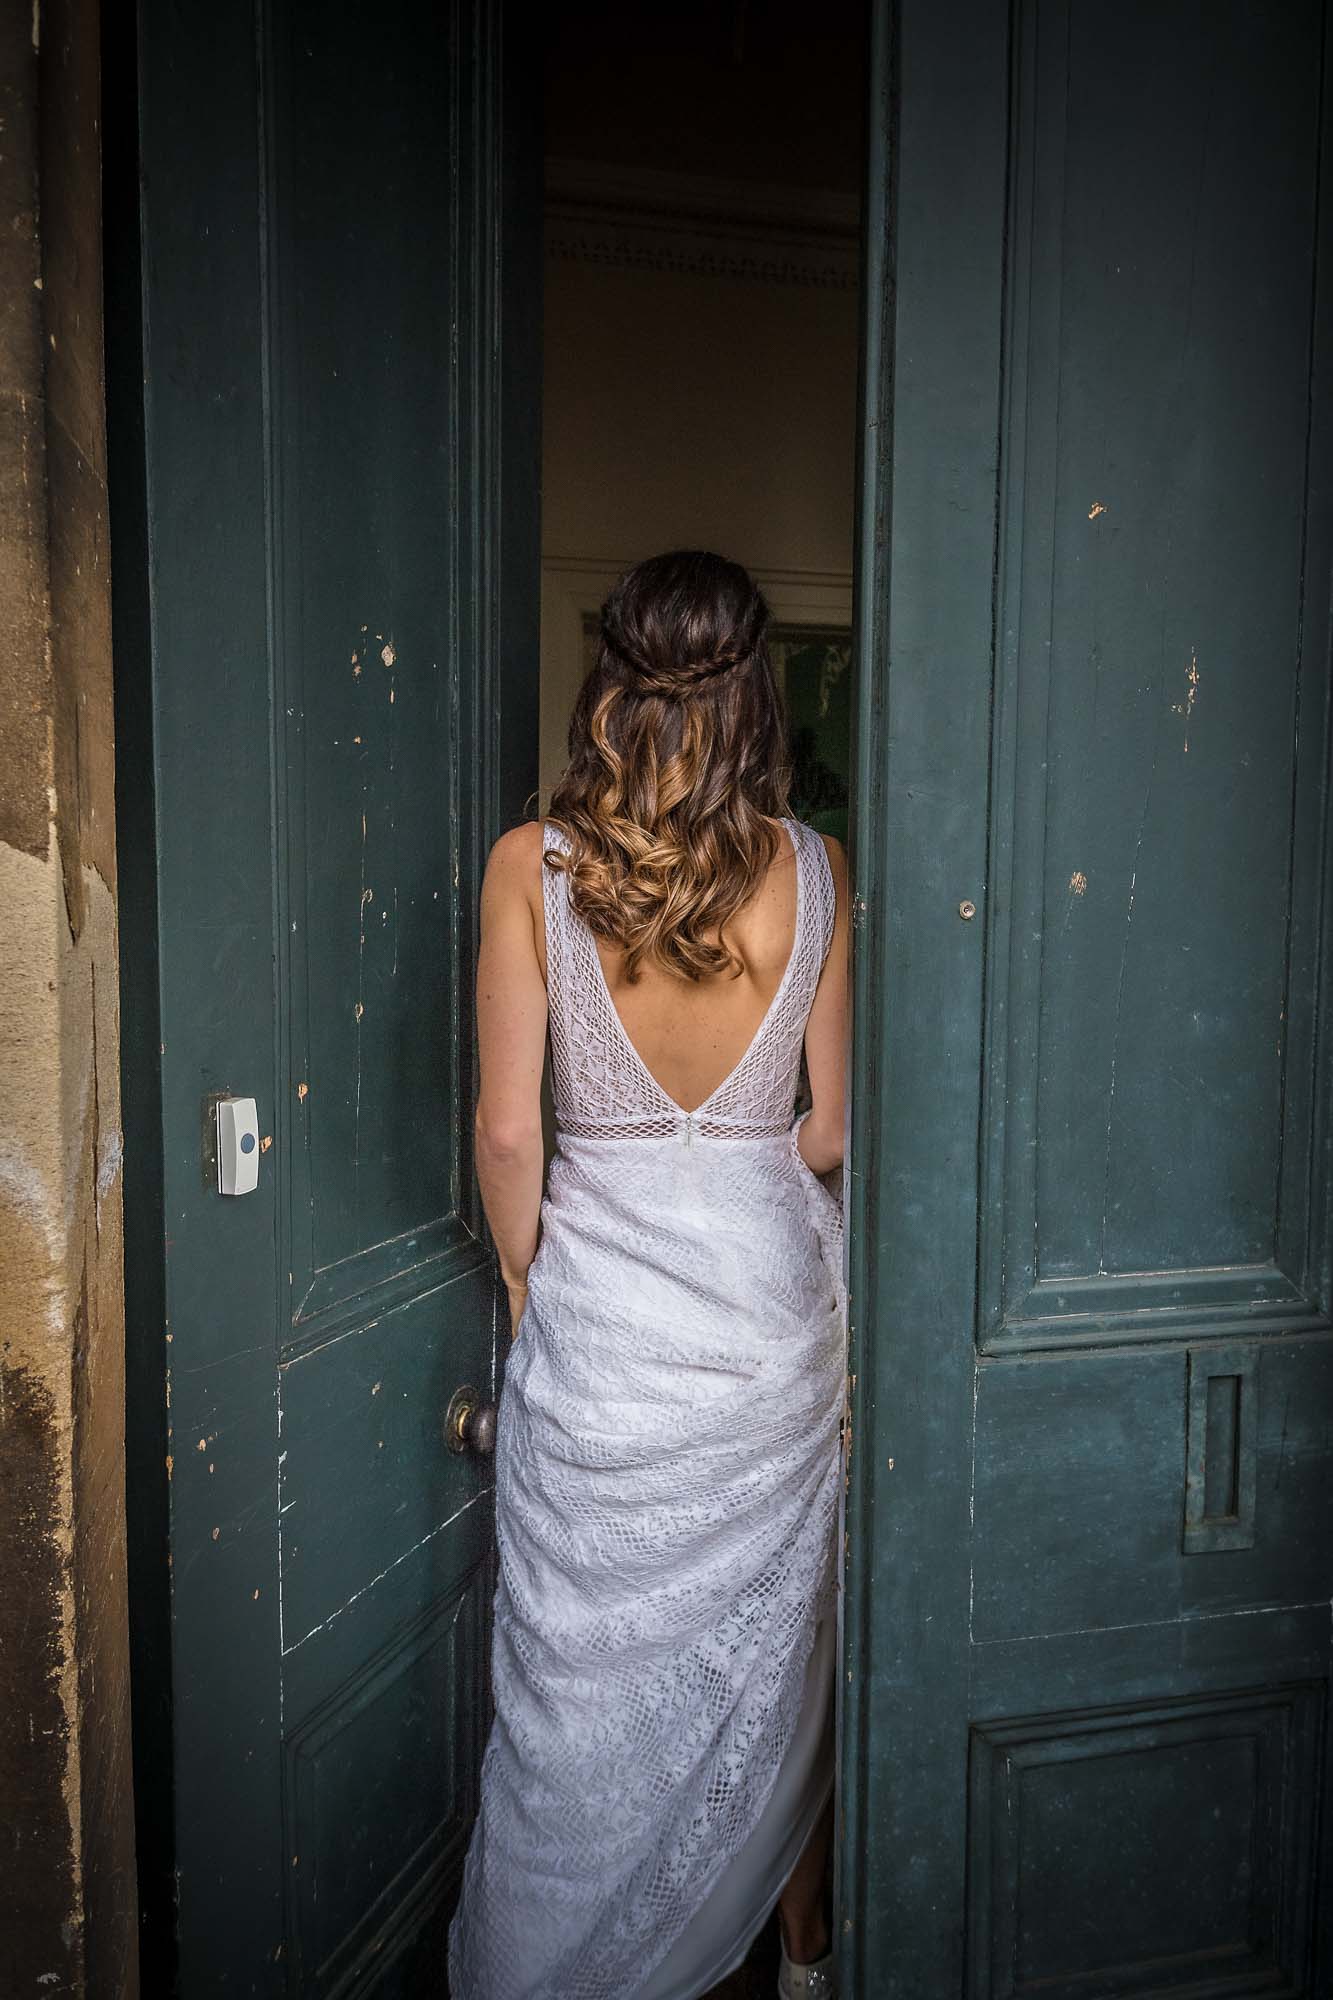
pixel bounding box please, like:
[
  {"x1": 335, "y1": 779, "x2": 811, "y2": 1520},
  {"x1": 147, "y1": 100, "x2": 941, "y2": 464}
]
[{"x1": 447, "y1": 1123, "x2": 846, "y2": 2000}]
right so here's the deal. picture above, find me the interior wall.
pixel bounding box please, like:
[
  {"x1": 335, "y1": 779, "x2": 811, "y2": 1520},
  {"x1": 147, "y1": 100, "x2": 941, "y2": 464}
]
[
  {"x1": 0, "y1": 2, "x2": 137, "y2": 1992},
  {"x1": 539, "y1": 1, "x2": 864, "y2": 809},
  {"x1": 543, "y1": 261, "x2": 859, "y2": 570}
]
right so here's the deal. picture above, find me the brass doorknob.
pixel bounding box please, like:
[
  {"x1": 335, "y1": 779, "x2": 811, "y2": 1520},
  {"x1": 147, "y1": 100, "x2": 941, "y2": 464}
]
[{"x1": 444, "y1": 1384, "x2": 497, "y2": 1457}]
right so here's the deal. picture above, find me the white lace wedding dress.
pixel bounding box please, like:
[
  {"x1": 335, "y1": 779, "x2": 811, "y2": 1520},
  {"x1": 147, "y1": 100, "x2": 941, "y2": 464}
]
[{"x1": 447, "y1": 815, "x2": 847, "y2": 2000}]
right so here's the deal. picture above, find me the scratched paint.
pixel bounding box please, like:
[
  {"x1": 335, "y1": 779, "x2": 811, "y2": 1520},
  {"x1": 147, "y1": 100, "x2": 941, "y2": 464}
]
[
  {"x1": 1170, "y1": 647, "x2": 1200, "y2": 752},
  {"x1": 281, "y1": 1486, "x2": 490, "y2": 1657},
  {"x1": 353, "y1": 778, "x2": 373, "y2": 1176}
]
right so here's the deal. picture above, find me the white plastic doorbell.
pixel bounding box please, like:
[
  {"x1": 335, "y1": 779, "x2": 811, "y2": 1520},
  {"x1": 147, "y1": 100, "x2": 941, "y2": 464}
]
[{"x1": 216, "y1": 1095, "x2": 261, "y2": 1196}]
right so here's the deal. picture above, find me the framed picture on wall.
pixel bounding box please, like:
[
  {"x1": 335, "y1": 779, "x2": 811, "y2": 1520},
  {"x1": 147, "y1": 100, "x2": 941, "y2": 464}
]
[{"x1": 768, "y1": 624, "x2": 851, "y2": 848}]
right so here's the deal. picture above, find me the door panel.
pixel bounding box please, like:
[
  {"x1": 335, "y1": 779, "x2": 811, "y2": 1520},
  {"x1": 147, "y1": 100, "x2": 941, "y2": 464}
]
[
  {"x1": 114, "y1": 1, "x2": 539, "y2": 1990},
  {"x1": 967, "y1": 1684, "x2": 1324, "y2": 1999},
  {"x1": 843, "y1": 2, "x2": 1333, "y2": 1992},
  {"x1": 986, "y1": 0, "x2": 1327, "y2": 1347}
]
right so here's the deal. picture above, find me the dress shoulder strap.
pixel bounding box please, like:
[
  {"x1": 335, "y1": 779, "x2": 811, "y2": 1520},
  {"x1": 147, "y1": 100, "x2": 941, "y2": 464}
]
[
  {"x1": 791, "y1": 817, "x2": 836, "y2": 979},
  {"x1": 538, "y1": 819, "x2": 589, "y2": 1129},
  {"x1": 539, "y1": 818, "x2": 574, "y2": 998}
]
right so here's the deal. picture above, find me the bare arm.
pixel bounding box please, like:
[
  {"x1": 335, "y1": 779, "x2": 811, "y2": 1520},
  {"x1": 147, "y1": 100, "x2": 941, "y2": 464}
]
[
  {"x1": 798, "y1": 833, "x2": 849, "y2": 1177},
  {"x1": 475, "y1": 823, "x2": 548, "y2": 1335}
]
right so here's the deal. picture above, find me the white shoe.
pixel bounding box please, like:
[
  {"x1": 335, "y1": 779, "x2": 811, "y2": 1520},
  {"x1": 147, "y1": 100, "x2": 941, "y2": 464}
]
[{"x1": 776, "y1": 1938, "x2": 837, "y2": 1999}]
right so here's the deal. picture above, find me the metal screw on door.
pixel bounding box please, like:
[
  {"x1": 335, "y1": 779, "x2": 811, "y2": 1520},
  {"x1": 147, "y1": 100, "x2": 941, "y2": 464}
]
[
  {"x1": 958, "y1": 899, "x2": 976, "y2": 919},
  {"x1": 445, "y1": 1384, "x2": 498, "y2": 1457}
]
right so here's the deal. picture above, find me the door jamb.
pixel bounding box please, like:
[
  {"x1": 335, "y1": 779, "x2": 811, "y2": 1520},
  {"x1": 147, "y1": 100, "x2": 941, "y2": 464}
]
[{"x1": 836, "y1": 0, "x2": 895, "y2": 1983}]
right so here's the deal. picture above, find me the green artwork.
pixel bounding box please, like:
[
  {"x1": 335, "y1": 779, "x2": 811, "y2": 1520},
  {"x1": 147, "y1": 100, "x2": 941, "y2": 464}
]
[
  {"x1": 578, "y1": 614, "x2": 852, "y2": 848},
  {"x1": 769, "y1": 625, "x2": 851, "y2": 847}
]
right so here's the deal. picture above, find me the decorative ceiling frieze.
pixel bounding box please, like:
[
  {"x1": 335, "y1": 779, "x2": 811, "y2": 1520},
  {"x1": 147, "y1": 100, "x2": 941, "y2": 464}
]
[{"x1": 544, "y1": 157, "x2": 860, "y2": 291}]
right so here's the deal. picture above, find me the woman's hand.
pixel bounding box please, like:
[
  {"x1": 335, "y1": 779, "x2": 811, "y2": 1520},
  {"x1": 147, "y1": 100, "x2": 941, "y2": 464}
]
[{"x1": 506, "y1": 1281, "x2": 529, "y2": 1340}]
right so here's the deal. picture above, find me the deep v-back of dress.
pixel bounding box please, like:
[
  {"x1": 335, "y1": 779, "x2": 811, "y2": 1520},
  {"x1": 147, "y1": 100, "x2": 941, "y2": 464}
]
[
  {"x1": 448, "y1": 816, "x2": 847, "y2": 2000},
  {"x1": 588, "y1": 816, "x2": 803, "y2": 1123}
]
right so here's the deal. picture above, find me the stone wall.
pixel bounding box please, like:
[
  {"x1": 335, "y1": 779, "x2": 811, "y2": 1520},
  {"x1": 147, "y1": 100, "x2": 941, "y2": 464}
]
[{"x1": 0, "y1": 1, "x2": 137, "y2": 1992}]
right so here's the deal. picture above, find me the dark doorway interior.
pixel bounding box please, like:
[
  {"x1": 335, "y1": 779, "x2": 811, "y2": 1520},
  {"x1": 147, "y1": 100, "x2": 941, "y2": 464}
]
[{"x1": 539, "y1": 2, "x2": 866, "y2": 840}]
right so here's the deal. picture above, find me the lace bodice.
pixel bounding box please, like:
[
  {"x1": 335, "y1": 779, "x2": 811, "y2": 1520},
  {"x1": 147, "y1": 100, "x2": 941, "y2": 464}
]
[{"x1": 540, "y1": 815, "x2": 835, "y2": 1141}]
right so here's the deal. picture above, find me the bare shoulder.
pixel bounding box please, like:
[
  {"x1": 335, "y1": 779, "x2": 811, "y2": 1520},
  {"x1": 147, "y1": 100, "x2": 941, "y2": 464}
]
[
  {"x1": 486, "y1": 819, "x2": 546, "y2": 870},
  {"x1": 483, "y1": 820, "x2": 547, "y2": 906}
]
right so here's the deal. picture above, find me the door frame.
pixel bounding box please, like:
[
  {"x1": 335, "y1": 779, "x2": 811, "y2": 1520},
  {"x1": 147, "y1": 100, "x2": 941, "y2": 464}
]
[{"x1": 839, "y1": 0, "x2": 1009, "y2": 1984}]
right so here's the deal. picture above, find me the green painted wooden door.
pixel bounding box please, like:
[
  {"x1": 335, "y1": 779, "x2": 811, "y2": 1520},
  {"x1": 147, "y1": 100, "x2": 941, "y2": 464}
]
[
  {"x1": 841, "y1": 1, "x2": 1333, "y2": 1993},
  {"x1": 109, "y1": 2, "x2": 539, "y2": 1990}
]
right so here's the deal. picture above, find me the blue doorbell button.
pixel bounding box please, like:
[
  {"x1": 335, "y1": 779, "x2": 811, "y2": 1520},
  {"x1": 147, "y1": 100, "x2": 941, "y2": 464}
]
[{"x1": 217, "y1": 1096, "x2": 261, "y2": 1196}]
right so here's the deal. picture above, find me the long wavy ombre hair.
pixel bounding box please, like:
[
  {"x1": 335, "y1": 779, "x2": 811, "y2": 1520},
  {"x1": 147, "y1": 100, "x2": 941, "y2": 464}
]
[{"x1": 544, "y1": 550, "x2": 793, "y2": 982}]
